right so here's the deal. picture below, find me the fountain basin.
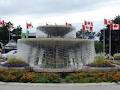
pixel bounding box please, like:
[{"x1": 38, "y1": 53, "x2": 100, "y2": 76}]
[
  {"x1": 37, "y1": 25, "x2": 74, "y2": 37},
  {"x1": 17, "y1": 38, "x2": 95, "y2": 72}
]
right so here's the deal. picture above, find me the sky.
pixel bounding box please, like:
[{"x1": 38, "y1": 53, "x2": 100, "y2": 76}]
[{"x1": 0, "y1": 0, "x2": 120, "y2": 32}]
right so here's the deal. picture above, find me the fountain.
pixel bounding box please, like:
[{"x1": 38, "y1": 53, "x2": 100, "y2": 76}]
[{"x1": 17, "y1": 25, "x2": 95, "y2": 72}]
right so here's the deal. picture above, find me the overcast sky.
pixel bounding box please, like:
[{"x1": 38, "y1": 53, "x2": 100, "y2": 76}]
[{"x1": 0, "y1": 0, "x2": 120, "y2": 31}]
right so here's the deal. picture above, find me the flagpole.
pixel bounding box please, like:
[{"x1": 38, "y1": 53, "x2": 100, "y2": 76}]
[
  {"x1": 82, "y1": 29, "x2": 84, "y2": 39},
  {"x1": 82, "y1": 24, "x2": 84, "y2": 39},
  {"x1": 9, "y1": 29, "x2": 10, "y2": 42},
  {"x1": 109, "y1": 27, "x2": 111, "y2": 58},
  {"x1": 103, "y1": 28, "x2": 105, "y2": 55}
]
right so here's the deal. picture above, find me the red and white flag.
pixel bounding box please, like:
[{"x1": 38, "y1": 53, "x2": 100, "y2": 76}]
[
  {"x1": 26, "y1": 23, "x2": 33, "y2": 29},
  {"x1": 82, "y1": 21, "x2": 93, "y2": 32},
  {"x1": 82, "y1": 24, "x2": 93, "y2": 32},
  {"x1": 104, "y1": 19, "x2": 111, "y2": 25},
  {"x1": 110, "y1": 24, "x2": 120, "y2": 30},
  {"x1": 84, "y1": 21, "x2": 93, "y2": 27},
  {"x1": 0, "y1": 20, "x2": 5, "y2": 27}
]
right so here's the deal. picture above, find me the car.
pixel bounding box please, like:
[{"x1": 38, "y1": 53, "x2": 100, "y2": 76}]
[{"x1": 2, "y1": 50, "x2": 17, "y2": 59}]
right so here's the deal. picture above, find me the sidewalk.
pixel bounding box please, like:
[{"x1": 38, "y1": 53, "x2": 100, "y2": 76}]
[{"x1": 0, "y1": 82, "x2": 120, "y2": 90}]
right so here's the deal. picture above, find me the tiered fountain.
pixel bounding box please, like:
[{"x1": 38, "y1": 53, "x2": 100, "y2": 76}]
[{"x1": 17, "y1": 25, "x2": 95, "y2": 72}]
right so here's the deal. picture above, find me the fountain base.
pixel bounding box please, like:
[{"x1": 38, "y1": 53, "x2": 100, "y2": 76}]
[{"x1": 17, "y1": 38, "x2": 95, "y2": 72}]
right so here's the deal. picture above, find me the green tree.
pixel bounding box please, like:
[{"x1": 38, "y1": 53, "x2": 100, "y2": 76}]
[
  {"x1": 95, "y1": 41, "x2": 103, "y2": 53},
  {"x1": 0, "y1": 21, "x2": 14, "y2": 45},
  {"x1": 76, "y1": 29, "x2": 96, "y2": 39},
  {"x1": 11, "y1": 25, "x2": 22, "y2": 42}
]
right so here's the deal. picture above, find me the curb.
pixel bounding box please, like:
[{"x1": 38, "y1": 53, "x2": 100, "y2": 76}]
[{"x1": 0, "y1": 82, "x2": 119, "y2": 86}]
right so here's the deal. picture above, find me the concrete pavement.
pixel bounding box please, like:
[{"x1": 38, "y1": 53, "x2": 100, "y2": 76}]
[{"x1": 0, "y1": 82, "x2": 120, "y2": 90}]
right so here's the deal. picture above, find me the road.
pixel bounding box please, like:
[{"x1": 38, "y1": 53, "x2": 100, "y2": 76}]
[{"x1": 0, "y1": 82, "x2": 120, "y2": 90}]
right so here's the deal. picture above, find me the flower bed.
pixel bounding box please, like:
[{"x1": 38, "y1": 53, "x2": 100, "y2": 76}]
[
  {"x1": 86, "y1": 63, "x2": 115, "y2": 67},
  {"x1": 0, "y1": 69, "x2": 120, "y2": 83},
  {"x1": 86, "y1": 54, "x2": 115, "y2": 67},
  {"x1": 1, "y1": 63, "x2": 28, "y2": 67}
]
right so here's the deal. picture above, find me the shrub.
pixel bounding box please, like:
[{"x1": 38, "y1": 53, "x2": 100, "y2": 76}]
[
  {"x1": 35, "y1": 73, "x2": 61, "y2": 83},
  {"x1": 20, "y1": 72, "x2": 36, "y2": 83},
  {"x1": 35, "y1": 74, "x2": 50, "y2": 83},
  {"x1": 0, "y1": 69, "x2": 25, "y2": 82},
  {"x1": 95, "y1": 54, "x2": 106, "y2": 61},
  {"x1": 86, "y1": 54, "x2": 115, "y2": 67},
  {"x1": 113, "y1": 53, "x2": 120, "y2": 60},
  {"x1": 2, "y1": 57, "x2": 29, "y2": 67},
  {"x1": 0, "y1": 68, "x2": 120, "y2": 83},
  {"x1": 4, "y1": 74, "x2": 17, "y2": 82},
  {"x1": 64, "y1": 73, "x2": 96, "y2": 83},
  {"x1": 112, "y1": 72, "x2": 120, "y2": 82},
  {"x1": 0, "y1": 74, "x2": 6, "y2": 81}
]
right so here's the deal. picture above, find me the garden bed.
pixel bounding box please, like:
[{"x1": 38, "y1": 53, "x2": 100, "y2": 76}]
[{"x1": 0, "y1": 68, "x2": 120, "y2": 83}]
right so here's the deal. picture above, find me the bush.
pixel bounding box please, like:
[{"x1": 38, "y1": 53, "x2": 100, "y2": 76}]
[
  {"x1": 64, "y1": 72, "x2": 96, "y2": 83},
  {"x1": 112, "y1": 72, "x2": 120, "y2": 82},
  {"x1": 0, "y1": 69, "x2": 120, "y2": 83},
  {"x1": 20, "y1": 72, "x2": 36, "y2": 83},
  {"x1": 113, "y1": 53, "x2": 120, "y2": 60},
  {"x1": 86, "y1": 54, "x2": 115, "y2": 67},
  {"x1": 2, "y1": 57, "x2": 29, "y2": 67},
  {"x1": 0, "y1": 69, "x2": 24, "y2": 82},
  {"x1": 35, "y1": 73, "x2": 61, "y2": 83},
  {"x1": 35, "y1": 74, "x2": 50, "y2": 83},
  {"x1": 4, "y1": 74, "x2": 17, "y2": 82}
]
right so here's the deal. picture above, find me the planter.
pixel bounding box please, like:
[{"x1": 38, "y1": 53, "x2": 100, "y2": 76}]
[{"x1": 1, "y1": 63, "x2": 29, "y2": 67}]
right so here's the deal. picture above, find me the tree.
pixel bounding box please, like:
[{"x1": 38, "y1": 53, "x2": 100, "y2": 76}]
[
  {"x1": 95, "y1": 41, "x2": 103, "y2": 53},
  {"x1": 11, "y1": 25, "x2": 22, "y2": 42},
  {"x1": 0, "y1": 22, "x2": 14, "y2": 45},
  {"x1": 76, "y1": 30, "x2": 96, "y2": 39}
]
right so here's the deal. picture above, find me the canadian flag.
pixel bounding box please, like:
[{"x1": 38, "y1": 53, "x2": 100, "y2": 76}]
[
  {"x1": 110, "y1": 24, "x2": 120, "y2": 30},
  {"x1": 84, "y1": 21, "x2": 93, "y2": 27},
  {"x1": 0, "y1": 20, "x2": 5, "y2": 27},
  {"x1": 104, "y1": 19, "x2": 111, "y2": 25},
  {"x1": 26, "y1": 23, "x2": 33, "y2": 29},
  {"x1": 82, "y1": 24, "x2": 93, "y2": 32}
]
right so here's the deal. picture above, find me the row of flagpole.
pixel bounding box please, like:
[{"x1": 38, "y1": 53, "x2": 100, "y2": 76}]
[
  {"x1": 1, "y1": 17, "x2": 119, "y2": 57},
  {"x1": 0, "y1": 18, "x2": 95, "y2": 39},
  {"x1": 81, "y1": 19, "x2": 120, "y2": 56},
  {"x1": 104, "y1": 19, "x2": 120, "y2": 56}
]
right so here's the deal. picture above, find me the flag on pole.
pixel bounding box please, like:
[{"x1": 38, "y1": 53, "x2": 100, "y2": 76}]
[
  {"x1": 110, "y1": 23, "x2": 120, "y2": 30},
  {"x1": 82, "y1": 21, "x2": 93, "y2": 32},
  {"x1": 84, "y1": 21, "x2": 93, "y2": 27},
  {"x1": 26, "y1": 22, "x2": 33, "y2": 29},
  {"x1": 82, "y1": 24, "x2": 93, "y2": 32},
  {"x1": 0, "y1": 20, "x2": 5, "y2": 27},
  {"x1": 104, "y1": 19, "x2": 111, "y2": 25}
]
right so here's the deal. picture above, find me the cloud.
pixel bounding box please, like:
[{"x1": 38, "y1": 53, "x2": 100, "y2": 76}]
[
  {"x1": 0, "y1": 0, "x2": 120, "y2": 32},
  {"x1": 0, "y1": 0, "x2": 118, "y2": 15}
]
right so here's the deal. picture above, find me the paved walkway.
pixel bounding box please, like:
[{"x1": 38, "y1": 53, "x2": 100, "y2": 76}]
[{"x1": 0, "y1": 82, "x2": 120, "y2": 90}]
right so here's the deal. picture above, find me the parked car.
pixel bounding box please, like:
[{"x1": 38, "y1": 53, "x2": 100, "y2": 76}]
[{"x1": 2, "y1": 50, "x2": 17, "y2": 59}]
